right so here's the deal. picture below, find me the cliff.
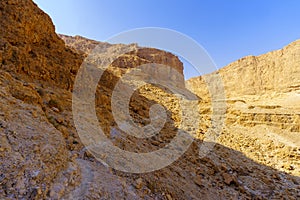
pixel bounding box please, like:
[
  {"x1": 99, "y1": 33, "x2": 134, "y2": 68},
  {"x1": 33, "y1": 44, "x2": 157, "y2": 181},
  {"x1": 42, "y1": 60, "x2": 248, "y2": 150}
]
[
  {"x1": 0, "y1": 0, "x2": 299, "y2": 199},
  {"x1": 0, "y1": 0, "x2": 83, "y2": 90},
  {"x1": 187, "y1": 40, "x2": 300, "y2": 98},
  {"x1": 187, "y1": 40, "x2": 300, "y2": 177}
]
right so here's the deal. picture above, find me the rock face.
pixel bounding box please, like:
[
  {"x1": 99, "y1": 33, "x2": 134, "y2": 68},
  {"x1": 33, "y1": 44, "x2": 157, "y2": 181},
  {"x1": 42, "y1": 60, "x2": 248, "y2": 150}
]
[
  {"x1": 187, "y1": 40, "x2": 300, "y2": 177},
  {"x1": 60, "y1": 34, "x2": 185, "y2": 87},
  {"x1": 0, "y1": 0, "x2": 81, "y2": 198},
  {"x1": 187, "y1": 40, "x2": 300, "y2": 98},
  {"x1": 222, "y1": 41, "x2": 300, "y2": 96},
  {"x1": 0, "y1": 0, "x2": 299, "y2": 199},
  {"x1": 0, "y1": 0, "x2": 83, "y2": 90},
  {"x1": 0, "y1": 71, "x2": 71, "y2": 199}
]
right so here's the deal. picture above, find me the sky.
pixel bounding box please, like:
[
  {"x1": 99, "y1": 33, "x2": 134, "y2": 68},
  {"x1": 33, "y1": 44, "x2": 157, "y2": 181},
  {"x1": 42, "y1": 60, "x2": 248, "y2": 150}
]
[{"x1": 33, "y1": 0, "x2": 300, "y2": 79}]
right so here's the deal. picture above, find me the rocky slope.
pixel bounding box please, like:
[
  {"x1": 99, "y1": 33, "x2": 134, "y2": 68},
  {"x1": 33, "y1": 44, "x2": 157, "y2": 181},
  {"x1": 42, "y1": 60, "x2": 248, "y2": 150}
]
[
  {"x1": 187, "y1": 40, "x2": 300, "y2": 177},
  {"x1": 0, "y1": 0, "x2": 83, "y2": 90},
  {"x1": 0, "y1": 0, "x2": 299, "y2": 199}
]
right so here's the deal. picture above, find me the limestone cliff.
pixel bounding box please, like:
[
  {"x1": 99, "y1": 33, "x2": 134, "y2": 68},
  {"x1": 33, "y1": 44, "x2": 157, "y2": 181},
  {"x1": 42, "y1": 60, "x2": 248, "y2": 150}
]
[
  {"x1": 187, "y1": 40, "x2": 300, "y2": 177},
  {"x1": 0, "y1": 0, "x2": 299, "y2": 199},
  {"x1": 187, "y1": 40, "x2": 300, "y2": 97}
]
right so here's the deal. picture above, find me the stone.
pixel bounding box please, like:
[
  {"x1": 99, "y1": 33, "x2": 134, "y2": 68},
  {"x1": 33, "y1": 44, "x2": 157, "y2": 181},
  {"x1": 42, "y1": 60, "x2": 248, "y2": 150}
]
[
  {"x1": 193, "y1": 176, "x2": 203, "y2": 187},
  {"x1": 166, "y1": 194, "x2": 173, "y2": 200},
  {"x1": 222, "y1": 173, "x2": 237, "y2": 185},
  {"x1": 135, "y1": 178, "x2": 143, "y2": 189}
]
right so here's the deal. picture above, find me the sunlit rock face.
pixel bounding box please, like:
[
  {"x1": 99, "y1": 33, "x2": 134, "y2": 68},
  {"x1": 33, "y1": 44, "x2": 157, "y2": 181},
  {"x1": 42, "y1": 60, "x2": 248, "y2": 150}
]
[
  {"x1": 187, "y1": 40, "x2": 300, "y2": 177},
  {"x1": 0, "y1": 0, "x2": 83, "y2": 90}
]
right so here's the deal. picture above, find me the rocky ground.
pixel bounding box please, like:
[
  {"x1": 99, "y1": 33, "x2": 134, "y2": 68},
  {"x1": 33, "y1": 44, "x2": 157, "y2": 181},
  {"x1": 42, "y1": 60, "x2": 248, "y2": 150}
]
[
  {"x1": 187, "y1": 41, "x2": 300, "y2": 178},
  {"x1": 0, "y1": 0, "x2": 299, "y2": 199}
]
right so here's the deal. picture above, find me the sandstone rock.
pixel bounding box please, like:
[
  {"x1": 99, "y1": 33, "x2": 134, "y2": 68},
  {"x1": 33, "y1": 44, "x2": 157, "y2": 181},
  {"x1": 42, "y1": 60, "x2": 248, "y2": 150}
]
[
  {"x1": 0, "y1": 0, "x2": 299, "y2": 199},
  {"x1": 166, "y1": 193, "x2": 173, "y2": 200},
  {"x1": 0, "y1": 0, "x2": 83, "y2": 90},
  {"x1": 134, "y1": 178, "x2": 143, "y2": 189},
  {"x1": 188, "y1": 41, "x2": 300, "y2": 98},
  {"x1": 0, "y1": 77, "x2": 69, "y2": 198},
  {"x1": 222, "y1": 173, "x2": 238, "y2": 185},
  {"x1": 187, "y1": 40, "x2": 300, "y2": 177},
  {"x1": 193, "y1": 176, "x2": 204, "y2": 187}
]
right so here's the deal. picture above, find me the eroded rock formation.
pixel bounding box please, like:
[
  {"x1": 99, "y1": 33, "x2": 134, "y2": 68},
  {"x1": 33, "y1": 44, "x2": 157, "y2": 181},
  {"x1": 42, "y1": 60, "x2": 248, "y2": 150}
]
[
  {"x1": 187, "y1": 40, "x2": 300, "y2": 177},
  {"x1": 0, "y1": 0, "x2": 299, "y2": 199}
]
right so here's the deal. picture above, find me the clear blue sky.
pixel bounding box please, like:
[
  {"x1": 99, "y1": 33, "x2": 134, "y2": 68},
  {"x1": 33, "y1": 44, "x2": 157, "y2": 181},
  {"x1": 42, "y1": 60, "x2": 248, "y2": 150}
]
[{"x1": 33, "y1": 0, "x2": 300, "y2": 79}]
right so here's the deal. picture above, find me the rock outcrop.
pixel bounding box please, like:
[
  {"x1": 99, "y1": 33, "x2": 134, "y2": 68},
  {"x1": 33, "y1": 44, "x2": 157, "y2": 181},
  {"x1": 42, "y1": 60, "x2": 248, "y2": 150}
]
[
  {"x1": 187, "y1": 40, "x2": 300, "y2": 177},
  {"x1": 188, "y1": 40, "x2": 300, "y2": 97},
  {"x1": 0, "y1": 0, "x2": 299, "y2": 199},
  {"x1": 60, "y1": 34, "x2": 185, "y2": 88},
  {"x1": 0, "y1": 0, "x2": 83, "y2": 90}
]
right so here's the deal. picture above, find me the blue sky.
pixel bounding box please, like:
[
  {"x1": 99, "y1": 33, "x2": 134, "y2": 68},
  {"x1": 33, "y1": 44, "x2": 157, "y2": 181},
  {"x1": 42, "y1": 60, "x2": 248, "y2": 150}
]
[{"x1": 33, "y1": 0, "x2": 300, "y2": 79}]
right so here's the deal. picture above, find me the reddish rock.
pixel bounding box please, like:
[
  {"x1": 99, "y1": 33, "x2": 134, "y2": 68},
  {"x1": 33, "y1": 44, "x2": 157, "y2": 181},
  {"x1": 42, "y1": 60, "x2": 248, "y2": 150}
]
[{"x1": 222, "y1": 173, "x2": 238, "y2": 185}]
